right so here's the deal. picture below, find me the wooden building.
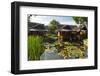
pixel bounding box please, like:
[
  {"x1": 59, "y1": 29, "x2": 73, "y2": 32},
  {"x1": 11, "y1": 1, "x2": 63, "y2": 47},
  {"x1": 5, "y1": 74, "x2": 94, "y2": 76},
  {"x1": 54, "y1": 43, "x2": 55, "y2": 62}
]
[
  {"x1": 56, "y1": 24, "x2": 87, "y2": 42},
  {"x1": 28, "y1": 22, "x2": 48, "y2": 36}
]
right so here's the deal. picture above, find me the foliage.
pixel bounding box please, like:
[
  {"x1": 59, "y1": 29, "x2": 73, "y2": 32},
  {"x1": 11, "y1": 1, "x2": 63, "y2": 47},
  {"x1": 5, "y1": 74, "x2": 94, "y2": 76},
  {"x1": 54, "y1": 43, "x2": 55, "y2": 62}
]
[
  {"x1": 72, "y1": 16, "x2": 87, "y2": 25},
  {"x1": 44, "y1": 33, "x2": 57, "y2": 43},
  {"x1": 48, "y1": 19, "x2": 60, "y2": 33},
  {"x1": 28, "y1": 35, "x2": 45, "y2": 60},
  {"x1": 58, "y1": 41, "x2": 88, "y2": 59}
]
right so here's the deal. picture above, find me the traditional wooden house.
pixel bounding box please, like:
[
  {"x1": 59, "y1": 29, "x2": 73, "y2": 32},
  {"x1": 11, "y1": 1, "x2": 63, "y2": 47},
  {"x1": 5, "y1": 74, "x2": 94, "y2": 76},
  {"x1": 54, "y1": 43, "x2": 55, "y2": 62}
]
[
  {"x1": 56, "y1": 24, "x2": 87, "y2": 42},
  {"x1": 28, "y1": 22, "x2": 48, "y2": 36}
]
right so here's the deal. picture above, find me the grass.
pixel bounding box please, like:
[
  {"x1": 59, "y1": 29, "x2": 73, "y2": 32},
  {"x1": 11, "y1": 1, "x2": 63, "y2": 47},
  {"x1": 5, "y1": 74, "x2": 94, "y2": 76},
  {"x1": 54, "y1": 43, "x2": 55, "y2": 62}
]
[{"x1": 28, "y1": 35, "x2": 45, "y2": 60}]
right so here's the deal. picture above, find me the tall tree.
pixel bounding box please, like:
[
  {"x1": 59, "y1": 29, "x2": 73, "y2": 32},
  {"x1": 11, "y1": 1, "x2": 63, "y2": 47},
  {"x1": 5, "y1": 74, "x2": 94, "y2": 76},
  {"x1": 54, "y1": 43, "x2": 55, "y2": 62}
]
[
  {"x1": 73, "y1": 16, "x2": 88, "y2": 24},
  {"x1": 48, "y1": 19, "x2": 60, "y2": 33}
]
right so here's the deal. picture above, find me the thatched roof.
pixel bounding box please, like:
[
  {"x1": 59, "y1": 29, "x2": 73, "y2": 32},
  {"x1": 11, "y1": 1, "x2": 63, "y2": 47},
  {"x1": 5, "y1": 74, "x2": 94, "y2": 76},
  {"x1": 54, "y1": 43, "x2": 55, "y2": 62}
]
[
  {"x1": 28, "y1": 22, "x2": 87, "y2": 32},
  {"x1": 56, "y1": 24, "x2": 87, "y2": 32},
  {"x1": 28, "y1": 22, "x2": 48, "y2": 31},
  {"x1": 56, "y1": 25, "x2": 79, "y2": 32}
]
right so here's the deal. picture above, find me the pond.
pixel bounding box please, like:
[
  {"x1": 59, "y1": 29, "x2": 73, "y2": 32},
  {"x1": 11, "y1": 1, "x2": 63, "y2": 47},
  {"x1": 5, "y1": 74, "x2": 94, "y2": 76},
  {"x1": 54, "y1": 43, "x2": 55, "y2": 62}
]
[{"x1": 40, "y1": 43, "x2": 63, "y2": 60}]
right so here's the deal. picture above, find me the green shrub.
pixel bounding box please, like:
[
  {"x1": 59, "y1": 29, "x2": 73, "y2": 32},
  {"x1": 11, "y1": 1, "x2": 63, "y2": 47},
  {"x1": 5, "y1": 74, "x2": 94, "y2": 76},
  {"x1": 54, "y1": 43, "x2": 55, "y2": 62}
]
[{"x1": 28, "y1": 35, "x2": 44, "y2": 60}]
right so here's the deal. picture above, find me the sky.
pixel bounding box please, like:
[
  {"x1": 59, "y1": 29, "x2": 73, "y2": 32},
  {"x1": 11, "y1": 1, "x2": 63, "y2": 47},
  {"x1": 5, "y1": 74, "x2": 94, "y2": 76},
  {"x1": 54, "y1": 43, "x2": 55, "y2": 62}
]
[{"x1": 29, "y1": 15, "x2": 77, "y2": 26}]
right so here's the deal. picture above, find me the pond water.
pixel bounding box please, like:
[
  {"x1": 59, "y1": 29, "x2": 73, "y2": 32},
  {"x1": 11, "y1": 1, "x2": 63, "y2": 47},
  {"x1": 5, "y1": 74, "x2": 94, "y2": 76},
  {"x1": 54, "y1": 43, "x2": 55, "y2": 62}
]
[{"x1": 40, "y1": 43, "x2": 63, "y2": 60}]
